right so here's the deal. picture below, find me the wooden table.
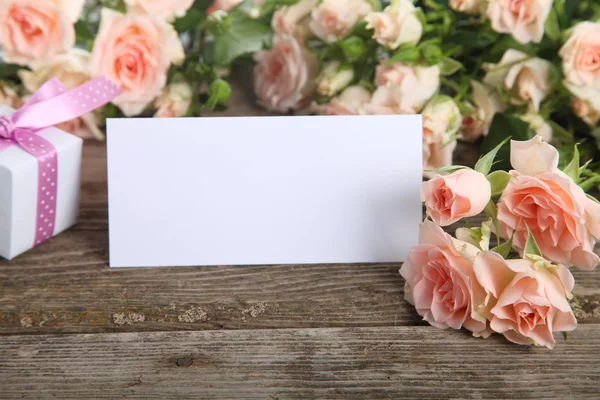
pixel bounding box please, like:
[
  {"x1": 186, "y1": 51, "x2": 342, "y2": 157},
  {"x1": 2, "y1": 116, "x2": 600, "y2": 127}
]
[{"x1": 1, "y1": 96, "x2": 600, "y2": 398}]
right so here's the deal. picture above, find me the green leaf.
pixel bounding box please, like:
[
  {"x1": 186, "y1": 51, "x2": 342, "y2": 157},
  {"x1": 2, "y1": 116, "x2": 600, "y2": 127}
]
[
  {"x1": 203, "y1": 79, "x2": 232, "y2": 110},
  {"x1": 487, "y1": 170, "x2": 512, "y2": 196},
  {"x1": 419, "y1": 43, "x2": 443, "y2": 66},
  {"x1": 174, "y1": 8, "x2": 205, "y2": 33},
  {"x1": 338, "y1": 36, "x2": 367, "y2": 61},
  {"x1": 481, "y1": 114, "x2": 532, "y2": 172},
  {"x1": 74, "y1": 21, "x2": 94, "y2": 42},
  {"x1": 524, "y1": 224, "x2": 542, "y2": 257},
  {"x1": 439, "y1": 57, "x2": 463, "y2": 76},
  {"x1": 0, "y1": 64, "x2": 23, "y2": 80},
  {"x1": 563, "y1": 144, "x2": 580, "y2": 183},
  {"x1": 586, "y1": 193, "x2": 600, "y2": 204},
  {"x1": 367, "y1": 0, "x2": 383, "y2": 12},
  {"x1": 214, "y1": 16, "x2": 271, "y2": 66},
  {"x1": 475, "y1": 137, "x2": 511, "y2": 176},
  {"x1": 456, "y1": 219, "x2": 492, "y2": 251},
  {"x1": 491, "y1": 233, "x2": 514, "y2": 258},
  {"x1": 562, "y1": 331, "x2": 568, "y2": 341},
  {"x1": 544, "y1": 7, "x2": 561, "y2": 41},
  {"x1": 389, "y1": 43, "x2": 420, "y2": 64},
  {"x1": 580, "y1": 176, "x2": 600, "y2": 193}
]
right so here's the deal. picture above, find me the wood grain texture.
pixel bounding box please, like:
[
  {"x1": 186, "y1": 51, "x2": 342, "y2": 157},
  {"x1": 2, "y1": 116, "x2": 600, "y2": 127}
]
[{"x1": 1, "y1": 326, "x2": 599, "y2": 399}]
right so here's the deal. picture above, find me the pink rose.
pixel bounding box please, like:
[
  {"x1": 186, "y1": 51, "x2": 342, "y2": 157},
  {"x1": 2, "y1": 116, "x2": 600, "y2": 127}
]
[
  {"x1": 272, "y1": 0, "x2": 317, "y2": 39},
  {"x1": 421, "y1": 169, "x2": 491, "y2": 226},
  {"x1": 315, "y1": 85, "x2": 371, "y2": 115},
  {"x1": 253, "y1": 34, "x2": 318, "y2": 113},
  {"x1": 483, "y1": 49, "x2": 552, "y2": 112},
  {"x1": 55, "y1": 112, "x2": 104, "y2": 140},
  {"x1": 474, "y1": 251, "x2": 577, "y2": 349},
  {"x1": 449, "y1": 0, "x2": 482, "y2": 15},
  {"x1": 207, "y1": 0, "x2": 242, "y2": 14},
  {"x1": 125, "y1": 0, "x2": 194, "y2": 19},
  {"x1": 90, "y1": 8, "x2": 185, "y2": 117},
  {"x1": 0, "y1": 0, "x2": 84, "y2": 65},
  {"x1": 309, "y1": 0, "x2": 372, "y2": 43},
  {"x1": 486, "y1": 0, "x2": 553, "y2": 44},
  {"x1": 497, "y1": 136, "x2": 600, "y2": 270},
  {"x1": 564, "y1": 82, "x2": 600, "y2": 128},
  {"x1": 375, "y1": 61, "x2": 440, "y2": 112},
  {"x1": 365, "y1": 1, "x2": 423, "y2": 50},
  {"x1": 559, "y1": 22, "x2": 600, "y2": 90},
  {"x1": 422, "y1": 96, "x2": 461, "y2": 174},
  {"x1": 459, "y1": 81, "x2": 506, "y2": 142},
  {"x1": 362, "y1": 86, "x2": 412, "y2": 115},
  {"x1": 400, "y1": 220, "x2": 488, "y2": 336}
]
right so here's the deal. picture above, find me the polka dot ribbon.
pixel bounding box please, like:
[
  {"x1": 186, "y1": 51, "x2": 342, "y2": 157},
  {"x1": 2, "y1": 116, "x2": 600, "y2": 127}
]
[{"x1": 0, "y1": 77, "x2": 121, "y2": 247}]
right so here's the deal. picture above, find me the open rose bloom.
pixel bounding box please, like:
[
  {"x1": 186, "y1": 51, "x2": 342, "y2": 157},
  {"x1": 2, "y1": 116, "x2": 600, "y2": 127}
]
[{"x1": 406, "y1": 134, "x2": 599, "y2": 348}]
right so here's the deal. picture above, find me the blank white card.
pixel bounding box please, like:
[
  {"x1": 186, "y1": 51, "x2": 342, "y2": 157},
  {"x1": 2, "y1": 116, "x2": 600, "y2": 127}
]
[{"x1": 107, "y1": 115, "x2": 422, "y2": 267}]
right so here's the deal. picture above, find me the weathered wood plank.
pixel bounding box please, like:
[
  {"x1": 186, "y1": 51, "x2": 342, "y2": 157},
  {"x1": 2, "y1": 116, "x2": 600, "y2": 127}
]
[{"x1": 1, "y1": 326, "x2": 599, "y2": 399}]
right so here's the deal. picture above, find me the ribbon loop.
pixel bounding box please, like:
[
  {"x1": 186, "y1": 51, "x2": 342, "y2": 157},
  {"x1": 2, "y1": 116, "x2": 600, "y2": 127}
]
[{"x1": 0, "y1": 116, "x2": 13, "y2": 139}]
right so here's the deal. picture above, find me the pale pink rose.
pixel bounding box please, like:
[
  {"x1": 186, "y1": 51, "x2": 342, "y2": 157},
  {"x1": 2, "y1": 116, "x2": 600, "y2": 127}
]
[
  {"x1": 459, "y1": 81, "x2": 506, "y2": 142},
  {"x1": 422, "y1": 96, "x2": 461, "y2": 174},
  {"x1": 375, "y1": 61, "x2": 440, "y2": 112},
  {"x1": 449, "y1": 0, "x2": 482, "y2": 15},
  {"x1": 421, "y1": 169, "x2": 491, "y2": 226},
  {"x1": 253, "y1": 34, "x2": 318, "y2": 113},
  {"x1": 362, "y1": 85, "x2": 416, "y2": 115},
  {"x1": 365, "y1": 1, "x2": 423, "y2": 50},
  {"x1": 474, "y1": 251, "x2": 577, "y2": 349},
  {"x1": 486, "y1": 0, "x2": 552, "y2": 44},
  {"x1": 0, "y1": 82, "x2": 21, "y2": 108},
  {"x1": 564, "y1": 82, "x2": 600, "y2": 127},
  {"x1": 125, "y1": 0, "x2": 194, "y2": 19},
  {"x1": 90, "y1": 9, "x2": 185, "y2": 117},
  {"x1": 519, "y1": 113, "x2": 552, "y2": 142},
  {"x1": 400, "y1": 220, "x2": 488, "y2": 336},
  {"x1": 207, "y1": 0, "x2": 242, "y2": 14},
  {"x1": 55, "y1": 112, "x2": 104, "y2": 140},
  {"x1": 316, "y1": 61, "x2": 354, "y2": 97},
  {"x1": 272, "y1": 0, "x2": 318, "y2": 39},
  {"x1": 154, "y1": 82, "x2": 193, "y2": 118},
  {"x1": 497, "y1": 136, "x2": 600, "y2": 270},
  {"x1": 0, "y1": 0, "x2": 84, "y2": 65},
  {"x1": 18, "y1": 48, "x2": 91, "y2": 93},
  {"x1": 315, "y1": 85, "x2": 371, "y2": 115},
  {"x1": 309, "y1": 0, "x2": 372, "y2": 43},
  {"x1": 559, "y1": 22, "x2": 600, "y2": 90},
  {"x1": 483, "y1": 49, "x2": 552, "y2": 112}
]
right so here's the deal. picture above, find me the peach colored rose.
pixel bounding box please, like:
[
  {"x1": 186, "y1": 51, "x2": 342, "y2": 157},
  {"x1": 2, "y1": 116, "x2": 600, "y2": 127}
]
[
  {"x1": 483, "y1": 49, "x2": 552, "y2": 112},
  {"x1": 316, "y1": 61, "x2": 354, "y2": 97},
  {"x1": 449, "y1": 0, "x2": 482, "y2": 15},
  {"x1": 0, "y1": 82, "x2": 21, "y2": 108},
  {"x1": 474, "y1": 251, "x2": 577, "y2": 349},
  {"x1": 365, "y1": 1, "x2": 423, "y2": 50},
  {"x1": 421, "y1": 169, "x2": 492, "y2": 226},
  {"x1": 375, "y1": 61, "x2": 440, "y2": 113},
  {"x1": 207, "y1": 0, "x2": 242, "y2": 14},
  {"x1": 362, "y1": 85, "x2": 412, "y2": 115},
  {"x1": 253, "y1": 34, "x2": 318, "y2": 113},
  {"x1": 309, "y1": 0, "x2": 372, "y2": 43},
  {"x1": 0, "y1": 0, "x2": 84, "y2": 65},
  {"x1": 400, "y1": 220, "x2": 488, "y2": 336},
  {"x1": 272, "y1": 0, "x2": 317, "y2": 39},
  {"x1": 422, "y1": 96, "x2": 461, "y2": 174},
  {"x1": 314, "y1": 85, "x2": 371, "y2": 115},
  {"x1": 154, "y1": 82, "x2": 193, "y2": 118},
  {"x1": 90, "y1": 8, "x2": 185, "y2": 117},
  {"x1": 564, "y1": 82, "x2": 600, "y2": 127},
  {"x1": 486, "y1": 0, "x2": 552, "y2": 44},
  {"x1": 559, "y1": 22, "x2": 600, "y2": 90},
  {"x1": 497, "y1": 136, "x2": 600, "y2": 270},
  {"x1": 125, "y1": 0, "x2": 194, "y2": 19},
  {"x1": 459, "y1": 81, "x2": 506, "y2": 142}
]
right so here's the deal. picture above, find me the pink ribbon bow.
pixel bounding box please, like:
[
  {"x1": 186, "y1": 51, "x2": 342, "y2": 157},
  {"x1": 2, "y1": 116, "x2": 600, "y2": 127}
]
[{"x1": 0, "y1": 77, "x2": 121, "y2": 247}]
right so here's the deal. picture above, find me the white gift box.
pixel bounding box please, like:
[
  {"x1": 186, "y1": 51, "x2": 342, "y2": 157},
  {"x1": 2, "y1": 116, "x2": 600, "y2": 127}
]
[{"x1": 0, "y1": 105, "x2": 82, "y2": 260}]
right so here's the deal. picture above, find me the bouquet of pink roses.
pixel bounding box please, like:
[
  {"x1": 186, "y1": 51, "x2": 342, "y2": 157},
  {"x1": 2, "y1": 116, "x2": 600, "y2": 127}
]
[{"x1": 403, "y1": 135, "x2": 599, "y2": 348}]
